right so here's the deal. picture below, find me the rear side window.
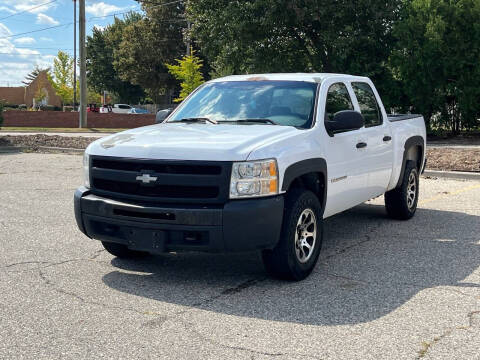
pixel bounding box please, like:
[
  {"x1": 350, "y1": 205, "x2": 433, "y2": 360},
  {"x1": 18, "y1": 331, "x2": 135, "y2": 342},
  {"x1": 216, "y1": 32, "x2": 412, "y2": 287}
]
[
  {"x1": 351, "y1": 82, "x2": 382, "y2": 127},
  {"x1": 119, "y1": 105, "x2": 131, "y2": 109},
  {"x1": 324, "y1": 83, "x2": 354, "y2": 121}
]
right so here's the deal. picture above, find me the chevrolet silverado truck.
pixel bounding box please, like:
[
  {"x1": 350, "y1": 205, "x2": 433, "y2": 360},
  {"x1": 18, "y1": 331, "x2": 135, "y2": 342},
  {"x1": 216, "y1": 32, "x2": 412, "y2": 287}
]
[{"x1": 74, "y1": 73, "x2": 426, "y2": 280}]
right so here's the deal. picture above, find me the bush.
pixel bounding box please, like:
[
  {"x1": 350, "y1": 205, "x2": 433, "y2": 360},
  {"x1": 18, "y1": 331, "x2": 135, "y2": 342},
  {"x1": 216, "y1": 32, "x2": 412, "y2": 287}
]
[
  {"x1": 39, "y1": 105, "x2": 56, "y2": 111},
  {"x1": 392, "y1": 0, "x2": 480, "y2": 134}
]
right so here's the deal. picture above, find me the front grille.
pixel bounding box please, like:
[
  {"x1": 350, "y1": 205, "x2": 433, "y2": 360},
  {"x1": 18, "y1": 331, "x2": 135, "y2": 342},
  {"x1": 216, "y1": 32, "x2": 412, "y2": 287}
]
[
  {"x1": 93, "y1": 179, "x2": 219, "y2": 198},
  {"x1": 92, "y1": 158, "x2": 222, "y2": 175},
  {"x1": 90, "y1": 156, "x2": 231, "y2": 204}
]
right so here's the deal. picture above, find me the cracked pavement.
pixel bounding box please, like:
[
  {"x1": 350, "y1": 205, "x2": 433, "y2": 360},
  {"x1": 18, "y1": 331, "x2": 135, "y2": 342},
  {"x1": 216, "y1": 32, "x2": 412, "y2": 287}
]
[{"x1": 0, "y1": 152, "x2": 479, "y2": 359}]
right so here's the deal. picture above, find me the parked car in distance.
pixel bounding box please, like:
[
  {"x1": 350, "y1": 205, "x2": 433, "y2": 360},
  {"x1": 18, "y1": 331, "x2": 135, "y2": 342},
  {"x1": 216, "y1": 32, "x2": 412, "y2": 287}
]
[
  {"x1": 86, "y1": 104, "x2": 99, "y2": 113},
  {"x1": 99, "y1": 105, "x2": 111, "y2": 114},
  {"x1": 128, "y1": 107, "x2": 149, "y2": 114},
  {"x1": 75, "y1": 73, "x2": 426, "y2": 281},
  {"x1": 112, "y1": 104, "x2": 133, "y2": 114},
  {"x1": 155, "y1": 108, "x2": 173, "y2": 123}
]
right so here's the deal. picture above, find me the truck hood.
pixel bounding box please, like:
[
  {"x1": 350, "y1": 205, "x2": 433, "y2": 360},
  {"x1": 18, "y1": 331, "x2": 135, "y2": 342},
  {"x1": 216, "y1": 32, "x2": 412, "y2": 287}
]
[{"x1": 87, "y1": 123, "x2": 302, "y2": 161}]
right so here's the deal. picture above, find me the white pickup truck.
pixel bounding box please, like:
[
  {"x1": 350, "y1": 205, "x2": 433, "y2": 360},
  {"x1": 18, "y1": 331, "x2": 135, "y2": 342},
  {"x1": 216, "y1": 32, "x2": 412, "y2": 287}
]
[{"x1": 74, "y1": 73, "x2": 426, "y2": 280}]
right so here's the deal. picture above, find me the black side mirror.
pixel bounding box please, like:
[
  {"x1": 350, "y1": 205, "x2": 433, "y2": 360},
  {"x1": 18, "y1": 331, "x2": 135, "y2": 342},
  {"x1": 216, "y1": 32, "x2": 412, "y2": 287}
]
[
  {"x1": 325, "y1": 110, "x2": 365, "y2": 134},
  {"x1": 155, "y1": 108, "x2": 173, "y2": 123}
]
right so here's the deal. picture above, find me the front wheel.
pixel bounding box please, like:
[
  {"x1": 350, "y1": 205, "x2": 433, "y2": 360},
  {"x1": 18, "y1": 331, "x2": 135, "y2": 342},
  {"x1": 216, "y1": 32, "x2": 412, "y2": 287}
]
[
  {"x1": 385, "y1": 160, "x2": 419, "y2": 220},
  {"x1": 262, "y1": 189, "x2": 323, "y2": 281}
]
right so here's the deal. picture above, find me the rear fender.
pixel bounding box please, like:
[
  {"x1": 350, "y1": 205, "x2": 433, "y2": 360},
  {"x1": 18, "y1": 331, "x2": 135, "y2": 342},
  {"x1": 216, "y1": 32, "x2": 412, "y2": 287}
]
[{"x1": 396, "y1": 136, "x2": 424, "y2": 188}]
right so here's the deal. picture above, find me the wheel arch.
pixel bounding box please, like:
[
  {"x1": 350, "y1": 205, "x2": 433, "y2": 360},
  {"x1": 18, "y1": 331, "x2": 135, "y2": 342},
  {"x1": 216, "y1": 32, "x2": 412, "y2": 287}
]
[
  {"x1": 396, "y1": 135, "x2": 424, "y2": 188},
  {"x1": 281, "y1": 158, "x2": 327, "y2": 215}
]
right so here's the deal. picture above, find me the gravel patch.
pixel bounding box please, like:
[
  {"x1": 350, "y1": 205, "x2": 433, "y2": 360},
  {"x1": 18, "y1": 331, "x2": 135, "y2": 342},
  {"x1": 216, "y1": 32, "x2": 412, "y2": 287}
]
[
  {"x1": 426, "y1": 148, "x2": 480, "y2": 172},
  {"x1": 0, "y1": 134, "x2": 98, "y2": 151}
]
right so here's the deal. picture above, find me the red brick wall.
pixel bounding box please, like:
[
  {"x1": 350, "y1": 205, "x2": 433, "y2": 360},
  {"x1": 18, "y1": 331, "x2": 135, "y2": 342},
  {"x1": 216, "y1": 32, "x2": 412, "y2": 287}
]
[
  {"x1": 3, "y1": 110, "x2": 156, "y2": 129},
  {"x1": 0, "y1": 87, "x2": 25, "y2": 105}
]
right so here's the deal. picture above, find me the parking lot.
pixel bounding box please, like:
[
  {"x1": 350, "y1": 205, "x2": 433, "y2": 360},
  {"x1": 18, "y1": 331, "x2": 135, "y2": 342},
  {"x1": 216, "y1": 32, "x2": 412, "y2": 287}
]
[{"x1": 1, "y1": 152, "x2": 479, "y2": 359}]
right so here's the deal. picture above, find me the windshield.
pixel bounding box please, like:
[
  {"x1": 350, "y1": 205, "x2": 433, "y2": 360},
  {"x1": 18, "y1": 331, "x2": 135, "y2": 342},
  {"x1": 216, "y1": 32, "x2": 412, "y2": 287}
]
[{"x1": 168, "y1": 81, "x2": 318, "y2": 128}]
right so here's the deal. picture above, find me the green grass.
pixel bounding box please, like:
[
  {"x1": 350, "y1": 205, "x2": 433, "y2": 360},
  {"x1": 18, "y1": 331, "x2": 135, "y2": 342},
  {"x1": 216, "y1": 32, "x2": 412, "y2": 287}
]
[{"x1": 0, "y1": 127, "x2": 125, "y2": 133}]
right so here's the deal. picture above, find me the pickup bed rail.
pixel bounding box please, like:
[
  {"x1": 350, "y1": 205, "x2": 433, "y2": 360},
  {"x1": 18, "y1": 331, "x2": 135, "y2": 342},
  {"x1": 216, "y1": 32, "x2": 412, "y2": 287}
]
[{"x1": 388, "y1": 114, "x2": 422, "y2": 122}]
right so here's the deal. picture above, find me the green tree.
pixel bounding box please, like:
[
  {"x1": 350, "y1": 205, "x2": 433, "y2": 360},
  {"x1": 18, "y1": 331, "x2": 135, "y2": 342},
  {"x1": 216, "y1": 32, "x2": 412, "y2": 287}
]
[
  {"x1": 50, "y1": 51, "x2": 74, "y2": 106},
  {"x1": 187, "y1": 0, "x2": 402, "y2": 107},
  {"x1": 166, "y1": 52, "x2": 204, "y2": 102},
  {"x1": 86, "y1": 14, "x2": 145, "y2": 104},
  {"x1": 392, "y1": 0, "x2": 480, "y2": 133},
  {"x1": 22, "y1": 66, "x2": 51, "y2": 86},
  {"x1": 33, "y1": 81, "x2": 48, "y2": 108},
  {"x1": 113, "y1": 1, "x2": 186, "y2": 102}
]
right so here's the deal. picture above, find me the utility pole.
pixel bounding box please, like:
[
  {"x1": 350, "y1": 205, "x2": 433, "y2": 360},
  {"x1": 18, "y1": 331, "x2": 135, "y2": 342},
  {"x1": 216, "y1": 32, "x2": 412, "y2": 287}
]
[
  {"x1": 73, "y1": 0, "x2": 77, "y2": 112},
  {"x1": 79, "y1": 0, "x2": 87, "y2": 128}
]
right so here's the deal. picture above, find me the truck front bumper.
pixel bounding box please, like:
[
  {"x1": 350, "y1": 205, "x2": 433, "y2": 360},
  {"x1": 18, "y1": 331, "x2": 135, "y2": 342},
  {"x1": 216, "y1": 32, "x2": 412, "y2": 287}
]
[{"x1": 74, "y1": 187, "x2": 284, "y2": 253}]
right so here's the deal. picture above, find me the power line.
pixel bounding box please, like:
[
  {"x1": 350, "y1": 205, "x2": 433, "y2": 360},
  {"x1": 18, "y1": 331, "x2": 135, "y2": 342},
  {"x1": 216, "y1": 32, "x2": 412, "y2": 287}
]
[
  {"x1": 137, "y1": 0, "x2": 183, "y2": 5},
  {"x1": 88, "y1": 10, "x2": 141, "y2": 21},
  {"x1": 0, "y1": 0, "x2": 184, "y2": 41},
  {"x1": 0, "y1": 52, "x2": 67, "y2": 55},
  {"x1": 0, "y1": 0, "x2": 58, "y2": 21},
  {"x1": 88, "y1": 0, "x2": 183, "y2": 20},
  {"x1": 0, "y1": 51, "x2": 73, "y2": 55},
  {"x1": 0, "y1": 23, "x2": 73, "y2": 40},
  {"x1": 9, "y1": 46, "x2": 74, "y2": 50}
]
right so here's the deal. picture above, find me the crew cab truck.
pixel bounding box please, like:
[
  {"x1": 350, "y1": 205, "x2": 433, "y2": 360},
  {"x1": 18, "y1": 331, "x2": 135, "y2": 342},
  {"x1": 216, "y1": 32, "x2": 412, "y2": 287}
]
[{"x1": 74, "y1": 73, "x2": 426, "y2": 281}]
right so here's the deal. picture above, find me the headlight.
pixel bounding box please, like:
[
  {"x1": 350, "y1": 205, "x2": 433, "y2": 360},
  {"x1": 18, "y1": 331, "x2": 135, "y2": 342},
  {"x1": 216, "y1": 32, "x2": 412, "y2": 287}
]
[
  {"x1": 83, "y1": 152, "x2": 90, "y2": 188},
  {"x1": 230, "y1": 159, "x2": 278, "y2": 199}
]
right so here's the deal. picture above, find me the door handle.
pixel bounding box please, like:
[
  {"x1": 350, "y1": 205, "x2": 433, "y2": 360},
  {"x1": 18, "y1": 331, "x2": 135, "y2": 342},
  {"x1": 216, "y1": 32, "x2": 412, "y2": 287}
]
[
  {"x1": 356, "y1": 142, "x2": 367, "y2": 149},
  {"x1": 383, "y1": 135, "x2": 392, "y2": 142}
]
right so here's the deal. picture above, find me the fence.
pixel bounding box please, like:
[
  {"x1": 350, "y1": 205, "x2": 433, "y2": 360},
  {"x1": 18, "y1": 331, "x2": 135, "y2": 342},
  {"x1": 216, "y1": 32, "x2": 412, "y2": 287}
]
[{"x1": 3, "y1": 110, "x2": 156, "y2": 129}]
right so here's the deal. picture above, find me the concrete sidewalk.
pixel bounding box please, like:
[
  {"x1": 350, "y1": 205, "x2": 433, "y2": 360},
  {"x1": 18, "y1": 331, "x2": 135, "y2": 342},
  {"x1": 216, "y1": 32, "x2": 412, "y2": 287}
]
[{"x1": 428, "y1": 144, "x2": 480, "y2": 149}]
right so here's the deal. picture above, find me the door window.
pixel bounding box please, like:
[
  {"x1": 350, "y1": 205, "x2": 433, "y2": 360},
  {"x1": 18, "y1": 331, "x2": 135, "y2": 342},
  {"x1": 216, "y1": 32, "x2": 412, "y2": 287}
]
[
  {"x1": 324, "y1": 83, "x2": 354, "y2": 121},
  {"x1": 351, "y1": 82, "x2": 382, "y2": 127}
]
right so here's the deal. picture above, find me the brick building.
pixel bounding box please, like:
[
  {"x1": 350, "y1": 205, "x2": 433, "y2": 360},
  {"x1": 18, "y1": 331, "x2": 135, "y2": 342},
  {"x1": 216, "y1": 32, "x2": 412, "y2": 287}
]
[{"x1": 0, "y1": 71, "x2": 62, "y2": 108}]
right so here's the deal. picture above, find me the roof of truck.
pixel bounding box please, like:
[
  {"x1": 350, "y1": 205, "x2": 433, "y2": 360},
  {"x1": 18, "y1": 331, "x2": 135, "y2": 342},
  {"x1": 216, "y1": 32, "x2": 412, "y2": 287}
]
[{"x1": 210, "y1": 73, "x2": 369, "y2": 83}]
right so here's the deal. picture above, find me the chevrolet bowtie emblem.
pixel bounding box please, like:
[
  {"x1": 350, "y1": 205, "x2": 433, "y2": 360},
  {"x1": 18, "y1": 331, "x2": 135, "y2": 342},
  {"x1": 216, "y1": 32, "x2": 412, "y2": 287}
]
[{"x1": 136, "y1": 173, "x2": 158, "y2": 184}]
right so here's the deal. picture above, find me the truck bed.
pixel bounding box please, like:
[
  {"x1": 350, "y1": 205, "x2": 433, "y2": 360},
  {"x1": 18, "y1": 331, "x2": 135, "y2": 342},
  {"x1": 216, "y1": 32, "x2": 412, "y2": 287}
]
[{"x1": 388, "y1": 114, "x2": 423, "y2": 122}]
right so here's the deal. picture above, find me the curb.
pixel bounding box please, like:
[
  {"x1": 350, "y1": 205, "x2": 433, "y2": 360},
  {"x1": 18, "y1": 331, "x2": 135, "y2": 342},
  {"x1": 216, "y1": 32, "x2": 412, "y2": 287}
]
[
  {"x1": 423, "y1": 169, "x2": 480, "y2": 181},
  {"x1": 0, "y1": 146, "x2": 84, "y2": 154},
  {"x1": 0, "y1": 146, "x2": 26, "y2": 153}
]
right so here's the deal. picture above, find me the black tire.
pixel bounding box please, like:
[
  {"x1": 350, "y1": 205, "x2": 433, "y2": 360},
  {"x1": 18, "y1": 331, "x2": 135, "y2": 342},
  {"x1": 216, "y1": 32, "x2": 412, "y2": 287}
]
[
  {"x1": 385, "y1": 160, "x2": 419, "y2": 220},
  {"x1": 262, "y1": 189, "x2": 323, "y2": 281},
  {"x1": 101, "y1": 241, "x2": 148, "y2": 258}
]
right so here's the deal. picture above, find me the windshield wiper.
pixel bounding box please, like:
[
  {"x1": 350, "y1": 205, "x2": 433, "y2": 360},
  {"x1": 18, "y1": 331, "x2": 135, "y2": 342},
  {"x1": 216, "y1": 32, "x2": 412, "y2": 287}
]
[
  {"x1": 177, "y1": 117, "x2": 218, "y2": 125},
  {"x1": 227, "y1": 118, "x2": 277, "y2": 125}
]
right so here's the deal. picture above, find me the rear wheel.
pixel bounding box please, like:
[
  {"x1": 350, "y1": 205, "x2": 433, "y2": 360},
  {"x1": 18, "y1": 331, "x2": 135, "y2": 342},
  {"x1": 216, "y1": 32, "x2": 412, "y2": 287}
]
[
  {"x1": 262, "y1": 189, "x2": 323, "y2": 281},
  {"x1": 385, "y1": 160, "x2": 419, "y2": 220},
  {"x1": 101, "y1": 241, "x2": 148, "y2": 258}
]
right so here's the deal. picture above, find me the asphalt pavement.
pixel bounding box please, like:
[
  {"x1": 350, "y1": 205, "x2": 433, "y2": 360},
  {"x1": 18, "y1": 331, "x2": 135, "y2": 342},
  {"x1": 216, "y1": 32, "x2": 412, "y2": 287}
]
[{"x1": 1, "y1": 152, "x2": 479, "y2": 359}]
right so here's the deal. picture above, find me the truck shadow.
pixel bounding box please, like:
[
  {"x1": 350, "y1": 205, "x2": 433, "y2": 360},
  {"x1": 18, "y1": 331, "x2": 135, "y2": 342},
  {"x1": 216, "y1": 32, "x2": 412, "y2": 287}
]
[{"x1": 102, "y1": 203, "x2": 480, "y2": 326}]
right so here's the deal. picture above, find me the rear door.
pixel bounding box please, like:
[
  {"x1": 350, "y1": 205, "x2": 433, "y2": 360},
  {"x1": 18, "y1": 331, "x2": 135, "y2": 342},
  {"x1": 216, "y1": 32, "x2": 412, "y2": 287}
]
[
  {"x1": 321, "y1": 81, "x2": 370, "y2": 218},
  {"x1": 350, "y1": 81, "x2": 393, "y2": 198}
]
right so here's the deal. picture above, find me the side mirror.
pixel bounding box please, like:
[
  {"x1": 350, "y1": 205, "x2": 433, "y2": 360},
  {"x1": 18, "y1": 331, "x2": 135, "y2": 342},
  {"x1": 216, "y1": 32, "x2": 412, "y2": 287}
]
[
  {"x1": 155, "y1": 108, "x2": 173, "y2": 123},
  {"x1": 325, "y1": 110, "x2": 365, "y2": 134}
]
